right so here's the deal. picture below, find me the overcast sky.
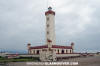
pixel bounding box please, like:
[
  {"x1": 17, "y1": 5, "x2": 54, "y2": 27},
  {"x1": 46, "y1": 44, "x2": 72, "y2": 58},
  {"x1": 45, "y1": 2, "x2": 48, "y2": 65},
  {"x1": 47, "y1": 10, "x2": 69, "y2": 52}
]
[{"x1": 0, "y1": 0, "x2": 100, "y2": 52}]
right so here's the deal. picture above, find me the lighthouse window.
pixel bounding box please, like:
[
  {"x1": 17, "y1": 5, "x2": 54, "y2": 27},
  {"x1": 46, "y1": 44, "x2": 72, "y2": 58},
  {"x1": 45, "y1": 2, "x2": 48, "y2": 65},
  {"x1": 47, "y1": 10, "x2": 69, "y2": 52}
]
[
  {"x1": 47, "y1": 24, "x2": 49, "y2": 27},
  {"x1": 47, "y1": 31, "x2": 49, "y2": 34},
  {"x1": 47, "y1": 17, "x2": 49, "y2": 21}
]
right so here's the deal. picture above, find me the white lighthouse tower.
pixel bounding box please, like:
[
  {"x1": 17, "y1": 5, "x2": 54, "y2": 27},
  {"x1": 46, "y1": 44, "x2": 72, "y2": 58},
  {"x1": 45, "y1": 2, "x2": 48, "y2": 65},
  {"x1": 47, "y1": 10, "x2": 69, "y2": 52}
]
[
  {"x1": 45, "y1": 7, "x2": 56, "y2": 47},
  {"x1": 39, "y1": 7, "x2": 56, "y2": 61}
]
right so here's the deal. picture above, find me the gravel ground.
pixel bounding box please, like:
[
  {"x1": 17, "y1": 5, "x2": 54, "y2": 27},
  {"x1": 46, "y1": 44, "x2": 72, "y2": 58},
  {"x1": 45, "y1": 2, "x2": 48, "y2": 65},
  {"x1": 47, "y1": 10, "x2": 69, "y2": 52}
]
[{"x1": 1, "y1": 55, "x2": 100, "y2": 66}]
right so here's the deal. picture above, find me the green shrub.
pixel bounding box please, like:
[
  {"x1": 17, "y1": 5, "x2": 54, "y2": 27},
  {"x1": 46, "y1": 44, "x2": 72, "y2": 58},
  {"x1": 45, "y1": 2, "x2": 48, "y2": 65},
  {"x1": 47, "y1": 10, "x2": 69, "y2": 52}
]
[{"x1": 0, "y1": 57, "x2": 40, "y2": 62}]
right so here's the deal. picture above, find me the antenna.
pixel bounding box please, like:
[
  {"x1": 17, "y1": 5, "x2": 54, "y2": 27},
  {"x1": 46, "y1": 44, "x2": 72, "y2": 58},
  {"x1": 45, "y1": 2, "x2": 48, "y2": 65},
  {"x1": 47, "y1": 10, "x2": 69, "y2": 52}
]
[
  {"x1": 46, "y1": 0, "x2": 52, "y2": 8},
  {"x1": 46, "y1": 0, "x2": 49, "y2": 9},
  {"x1": 46, "y1": 0, "x2": 55, "y2": 10}
]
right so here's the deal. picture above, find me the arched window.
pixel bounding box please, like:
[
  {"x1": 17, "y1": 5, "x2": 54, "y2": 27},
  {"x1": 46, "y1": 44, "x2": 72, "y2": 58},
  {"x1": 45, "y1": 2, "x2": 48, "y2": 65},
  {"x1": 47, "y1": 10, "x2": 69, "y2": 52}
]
[
  {"x1": 66, "y1": 50, "x2": 67, "y2": 53},
  {"x1": 58, "y1": 49, "x2": 59, "y2": 54},
  {"x1": 33, "y1": 50, "x2": 35, "y2": 54},
  {"x1": 37, "y1": 50, "x2": 39, "y2": 54},
  {"x1": 62, "y1": 50, "x2": 64, "y2": 54},
  {"x1": 70, "y1": 49, "x2": 72, "y2": 53}
]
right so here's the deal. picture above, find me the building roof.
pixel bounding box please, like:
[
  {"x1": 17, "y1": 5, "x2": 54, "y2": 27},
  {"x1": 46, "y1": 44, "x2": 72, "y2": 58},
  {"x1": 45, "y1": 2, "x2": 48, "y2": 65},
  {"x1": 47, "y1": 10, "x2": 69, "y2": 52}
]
[
  {"x1": 52, "y1": 45, "x2": 72, "y2": 49},
  {"x1": 45, "y1": 10, "x2": 55, "y2": 15},
  {"x1": 30, "y1": 45, "x2": 72, "y2": 49},
  {"x1": 45, "y1": 7, "x2": 55, "y2": 15},
  {"x1": 30, "y1": 45, "x2": 48, "y2": 49}
]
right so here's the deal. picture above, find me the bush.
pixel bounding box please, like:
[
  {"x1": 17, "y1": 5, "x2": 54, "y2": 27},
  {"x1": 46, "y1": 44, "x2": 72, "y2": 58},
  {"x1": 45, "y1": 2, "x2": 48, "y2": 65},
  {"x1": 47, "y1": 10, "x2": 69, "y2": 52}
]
[{"x1": 0, "y1": 57, "x2": 40, "y2": 62}]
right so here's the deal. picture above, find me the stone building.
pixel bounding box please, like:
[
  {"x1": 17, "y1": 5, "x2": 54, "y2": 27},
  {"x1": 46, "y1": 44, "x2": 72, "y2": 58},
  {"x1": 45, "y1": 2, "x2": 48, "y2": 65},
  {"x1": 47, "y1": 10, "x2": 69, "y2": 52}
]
[{"x1": 27, "y1": 43, "x2": 74, "y2": 55}]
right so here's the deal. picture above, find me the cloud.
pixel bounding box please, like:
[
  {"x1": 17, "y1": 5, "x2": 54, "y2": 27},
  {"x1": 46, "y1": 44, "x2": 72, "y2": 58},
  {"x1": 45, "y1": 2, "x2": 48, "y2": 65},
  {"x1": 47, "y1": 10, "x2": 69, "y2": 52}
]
[{"x1": 0, "y1": 0, "x2": 100, "y2": 52}]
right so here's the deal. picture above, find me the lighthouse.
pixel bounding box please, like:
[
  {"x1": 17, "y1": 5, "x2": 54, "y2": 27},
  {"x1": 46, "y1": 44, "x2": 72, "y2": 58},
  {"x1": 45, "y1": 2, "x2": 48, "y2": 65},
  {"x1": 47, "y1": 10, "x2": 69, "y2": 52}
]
[
  {"x1": 45, "y1": 7, "x2": 56, "y2": 47},
  {"x1": 27, "y1": 7, "x2": 75, "y2": 61}
]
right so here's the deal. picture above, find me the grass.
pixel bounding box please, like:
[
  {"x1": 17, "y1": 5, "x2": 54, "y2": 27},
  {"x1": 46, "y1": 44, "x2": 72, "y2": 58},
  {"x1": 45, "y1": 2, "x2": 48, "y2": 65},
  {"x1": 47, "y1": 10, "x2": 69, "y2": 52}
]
[{"x1": 0, "y1": 56, "x2": 40, "y2": 63}]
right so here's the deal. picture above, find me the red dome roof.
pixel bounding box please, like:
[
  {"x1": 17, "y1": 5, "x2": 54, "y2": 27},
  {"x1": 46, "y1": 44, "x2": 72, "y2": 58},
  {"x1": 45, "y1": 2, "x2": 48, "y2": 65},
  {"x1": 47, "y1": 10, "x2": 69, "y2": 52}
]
[
  {"x1": 45, "y1": 7, "x2": 55, "y2": 15},
  {"x1": 45, "y1": 10, "x2": 55, "y2": 15}
]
